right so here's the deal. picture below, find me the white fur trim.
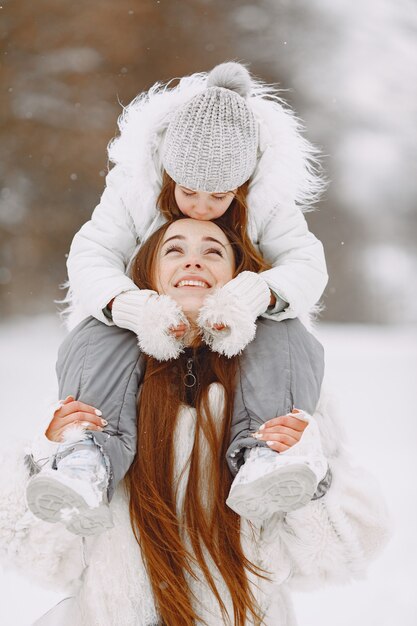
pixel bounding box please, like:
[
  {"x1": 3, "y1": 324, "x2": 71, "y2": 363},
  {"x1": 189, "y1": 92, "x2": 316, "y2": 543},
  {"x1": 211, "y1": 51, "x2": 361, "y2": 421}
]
[
  {"x1": 275, "y1": 456, "x2": 392, "y2": 590},
  {"x1": 0, "y1": 439, "x2": 84, "y2": 591},
  {"x1": 135, "y1": 293, "x2": 188, "y2": 361},
  {"x1": 112, "y1": 289, "x2": 188, "y2": 361},
  {"x1": 107, "y1": 70, "x2": 325, "y2": 218},
  {"x1": 197, "y1": 289, "x2": 257, "y2": 357},
  {"x1": 258, "y1": 453, "x2": 391, "y2": 591},
  {"x1": 57, "y1": 281, "x2": 93, "y2": 331},
  {"x1": 61, "y1": 424, "x2": 90, "y2": 444}
]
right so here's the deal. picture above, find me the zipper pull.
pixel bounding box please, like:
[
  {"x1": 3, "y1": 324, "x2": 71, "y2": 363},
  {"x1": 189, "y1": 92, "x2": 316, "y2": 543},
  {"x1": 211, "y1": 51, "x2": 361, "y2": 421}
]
[{"x1": 184, "y1": 357, "x2": 197, "y2": 388}]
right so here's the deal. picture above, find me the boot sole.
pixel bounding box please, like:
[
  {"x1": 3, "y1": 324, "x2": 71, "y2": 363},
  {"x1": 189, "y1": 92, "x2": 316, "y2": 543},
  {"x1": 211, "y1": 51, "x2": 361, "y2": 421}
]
[
  {"x1": 226, "y1": 463, "x2": 317, "y2": 520},
  {"x1": 26, "y1": 475, "x2": 114, "y2": 536}
]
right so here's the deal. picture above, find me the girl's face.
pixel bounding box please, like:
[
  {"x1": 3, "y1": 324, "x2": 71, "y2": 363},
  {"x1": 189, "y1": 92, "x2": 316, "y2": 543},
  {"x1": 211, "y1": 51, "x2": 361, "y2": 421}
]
[
  {"x1": 174, "y1": 184, "x2": 237, "y2": 221},
  {"x1": 155, "y1": 219, "x2": 235, "y2": 319}
]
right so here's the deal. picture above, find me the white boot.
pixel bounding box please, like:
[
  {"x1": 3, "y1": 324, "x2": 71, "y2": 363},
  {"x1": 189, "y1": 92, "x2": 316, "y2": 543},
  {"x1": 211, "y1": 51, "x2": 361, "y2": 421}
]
[
  {"x1": 26, "y1": 438, "x2": 114, "y2": 536},
  {"x1": 226, "y1": 412, "x2": 328, "y2": 522}
]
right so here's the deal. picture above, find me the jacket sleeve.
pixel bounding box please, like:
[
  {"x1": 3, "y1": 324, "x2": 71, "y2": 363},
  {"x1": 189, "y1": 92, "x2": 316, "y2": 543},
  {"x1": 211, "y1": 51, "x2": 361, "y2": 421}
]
[
  {"x1": 67, "y1": 166, "x2": 140, "y2": 324},
  {"x1": 0, "y1": 439, "x2": 86, "y2": 593},
  {"x1": 258, "y1": 202, "x2": 328, "y2": 321}
]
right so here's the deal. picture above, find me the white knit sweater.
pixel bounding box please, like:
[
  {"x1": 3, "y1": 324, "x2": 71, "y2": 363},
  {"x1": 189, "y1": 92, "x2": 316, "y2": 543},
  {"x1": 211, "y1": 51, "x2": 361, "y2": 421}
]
[{"x1": 0, "y1": 386, "x2": 390, "y2": 626}]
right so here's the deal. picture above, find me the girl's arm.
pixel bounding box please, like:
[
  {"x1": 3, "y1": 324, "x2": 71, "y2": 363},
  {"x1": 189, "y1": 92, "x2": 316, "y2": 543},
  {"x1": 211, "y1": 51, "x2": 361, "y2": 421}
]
[
  {"x1": 258, "y1": 202, "x2": 328, "y2": 321},
  {"x1": 67, "y1": 166, "x2": 140, "y2": 325},
  {"x1": 67, "y1": 167, "x2": 186, "y2": 360},
  {"x1": 197, "y1": 204, "x2": 328, "y2": 357}
]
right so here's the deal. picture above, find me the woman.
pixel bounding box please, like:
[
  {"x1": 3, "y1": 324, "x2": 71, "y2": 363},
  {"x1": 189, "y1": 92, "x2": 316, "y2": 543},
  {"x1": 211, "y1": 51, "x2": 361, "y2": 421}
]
[{"x1": 0, "y1": 219, "x2": 388, "y2": 626}]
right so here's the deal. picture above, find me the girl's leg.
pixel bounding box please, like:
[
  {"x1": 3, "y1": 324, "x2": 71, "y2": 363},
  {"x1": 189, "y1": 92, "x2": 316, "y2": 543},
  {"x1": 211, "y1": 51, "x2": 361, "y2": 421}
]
[
  {"x1": 26, "y1": 317, "x2": 144, "y2": 535},
  {"x1": 56, "y1": 316, "x2": 145, "y2": 501},
  {"x1": 227, "y1": 317, "x2": 325, "y2": 476},
  {"x1": 226, "y1": 317, "x2": 328, "y2": 520}
]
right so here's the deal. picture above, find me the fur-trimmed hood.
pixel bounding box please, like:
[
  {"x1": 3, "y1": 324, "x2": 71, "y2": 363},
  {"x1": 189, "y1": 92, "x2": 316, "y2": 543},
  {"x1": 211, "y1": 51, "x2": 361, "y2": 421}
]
[
  {"x1": 65, "y1": 67, "x2": 329, "y2": 328},
  {"x1": 107, "y1": 70, "x2": 325, "y2": 234}
]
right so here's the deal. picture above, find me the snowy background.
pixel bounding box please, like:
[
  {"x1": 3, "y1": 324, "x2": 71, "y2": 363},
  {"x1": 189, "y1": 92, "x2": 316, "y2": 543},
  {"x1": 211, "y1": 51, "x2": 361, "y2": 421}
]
[
  {"x1": 0, "y1": 316, "x2": 416, "y2": 625},
  {"x1": 1, "y1": 0, "x2": 417, "y2": 624}
]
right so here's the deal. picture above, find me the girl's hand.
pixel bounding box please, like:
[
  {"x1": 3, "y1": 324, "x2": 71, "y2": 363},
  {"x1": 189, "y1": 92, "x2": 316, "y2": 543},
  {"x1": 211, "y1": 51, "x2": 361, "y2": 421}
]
[
  {"x1": 168, "y1": 322, "x2": 189, "y2": 338},
  {"x1": 209, "y1": 323, "x2": 227, "y2": 331},
  {"x1": 45, "y1": 395, "x2": 107, "y2": 442},
  {"x1": 251, "y1": 408, "x2": 308, "y2": 452}
]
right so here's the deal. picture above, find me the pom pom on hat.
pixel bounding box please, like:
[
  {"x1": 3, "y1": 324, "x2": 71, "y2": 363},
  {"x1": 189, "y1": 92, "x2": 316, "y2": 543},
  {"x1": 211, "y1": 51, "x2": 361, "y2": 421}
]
[
  {"x1": 162, "y1": 62, "x2": 258, "y2": 193},
  {"x1": 207, "y1": 62, "x2": 252, "y2": 98}
]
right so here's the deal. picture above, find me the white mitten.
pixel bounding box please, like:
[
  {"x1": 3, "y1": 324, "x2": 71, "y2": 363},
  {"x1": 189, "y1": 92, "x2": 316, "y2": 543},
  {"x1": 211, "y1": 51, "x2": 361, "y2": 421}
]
[
  {"x1": 197, "y1": 271, "x2": 271, "y2": 357},
  {"x1": 112, "y1": 289, "x2": 188, "y2": 361}
]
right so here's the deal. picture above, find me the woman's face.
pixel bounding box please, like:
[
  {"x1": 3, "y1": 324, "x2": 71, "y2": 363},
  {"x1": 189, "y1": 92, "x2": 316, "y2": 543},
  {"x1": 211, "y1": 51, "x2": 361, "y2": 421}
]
[
  {"x1": 174, "y1": 184, "x2": 237, "y2": 221},
  {"x1": 155, "y1": 219, "x2": 235, "y2": 318}
]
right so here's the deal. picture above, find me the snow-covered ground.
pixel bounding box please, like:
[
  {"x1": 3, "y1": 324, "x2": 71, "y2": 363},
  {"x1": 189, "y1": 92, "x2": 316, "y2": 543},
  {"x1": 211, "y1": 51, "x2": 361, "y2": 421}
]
[{"x1": 0, "y1": 316, "x2": 416, "y2": 625}]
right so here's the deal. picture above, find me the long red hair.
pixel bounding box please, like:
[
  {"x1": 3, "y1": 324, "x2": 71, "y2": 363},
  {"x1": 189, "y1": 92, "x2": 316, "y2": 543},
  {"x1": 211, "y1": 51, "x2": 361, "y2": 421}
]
[{"x1": 125, "y1": 218, "x2": 270, "y2": 626}]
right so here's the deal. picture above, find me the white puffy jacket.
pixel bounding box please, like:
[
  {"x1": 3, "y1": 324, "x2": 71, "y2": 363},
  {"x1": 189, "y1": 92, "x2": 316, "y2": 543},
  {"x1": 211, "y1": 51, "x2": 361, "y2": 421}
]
[
  {"x1": 67, "y1": 72, "x2": 328, "y2": 326},
  {"x1": 0, "y1": 387, "x2": 390, "y2": 626}
]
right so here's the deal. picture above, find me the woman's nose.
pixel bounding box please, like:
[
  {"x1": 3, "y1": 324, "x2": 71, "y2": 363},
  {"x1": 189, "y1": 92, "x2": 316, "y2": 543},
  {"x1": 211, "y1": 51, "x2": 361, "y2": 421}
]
[
  {"x1": 183, "y1": 251, "x2": 204, "y2": 268},
  {"x1": 184, "y1": 258, "x2": 203, "y2": 269}
]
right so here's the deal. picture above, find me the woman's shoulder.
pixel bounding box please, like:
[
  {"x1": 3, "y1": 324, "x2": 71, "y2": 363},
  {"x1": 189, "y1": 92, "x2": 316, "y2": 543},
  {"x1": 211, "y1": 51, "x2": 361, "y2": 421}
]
[
  {"x1": 59, "y1": 317, "x2": 137, "y2": 352},
  {"x1": 57, "y1": 317, "x2": 142, "y2": 380}
]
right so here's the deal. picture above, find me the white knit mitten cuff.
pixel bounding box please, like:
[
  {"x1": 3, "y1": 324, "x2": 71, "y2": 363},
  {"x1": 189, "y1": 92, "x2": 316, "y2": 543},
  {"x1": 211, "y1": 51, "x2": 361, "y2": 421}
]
[
  {"x1": 112, "y1": 289, "x2": 188, "y2": 361},
  {"x1": 221, "y1": 271, "x2": 271, "y2": 318},
  {"x1": 112, "y1": 289, "x2": 156, "y2": 332}
]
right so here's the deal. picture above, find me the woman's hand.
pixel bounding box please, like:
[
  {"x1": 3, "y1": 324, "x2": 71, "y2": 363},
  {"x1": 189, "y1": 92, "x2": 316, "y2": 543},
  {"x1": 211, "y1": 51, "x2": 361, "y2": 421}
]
[
  {"x1": 251, "y1": 408, "x2": 308, "y2": 452},
  {"x1": 45, "y1": 395, "x2": 107, "y2": 442}
]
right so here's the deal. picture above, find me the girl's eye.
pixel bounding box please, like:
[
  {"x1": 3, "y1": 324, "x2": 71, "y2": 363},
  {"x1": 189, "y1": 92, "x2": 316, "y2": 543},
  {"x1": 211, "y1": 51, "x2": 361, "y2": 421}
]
[
  {"x1": 212, "y1": 196, "x2": 227, "y2": 202},
  {"x1": 164, "y1": 245, "x2": 184, "y2": 255},
  {"x1": 182, "y1": 191, "x2": 195, "y2": 197}
]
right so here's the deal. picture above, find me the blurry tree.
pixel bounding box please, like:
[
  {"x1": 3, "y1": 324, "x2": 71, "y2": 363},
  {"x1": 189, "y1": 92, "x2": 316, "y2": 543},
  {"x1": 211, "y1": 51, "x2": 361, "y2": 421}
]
[{"x1": 0, "y1": 0, "x2": 240, "y2": 316}]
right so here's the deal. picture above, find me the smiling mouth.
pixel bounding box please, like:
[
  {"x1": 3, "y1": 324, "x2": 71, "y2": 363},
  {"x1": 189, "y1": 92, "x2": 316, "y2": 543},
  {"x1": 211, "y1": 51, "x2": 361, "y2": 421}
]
[{"x1": 175, "y1": 280, "x2": 210, "y2": 288}]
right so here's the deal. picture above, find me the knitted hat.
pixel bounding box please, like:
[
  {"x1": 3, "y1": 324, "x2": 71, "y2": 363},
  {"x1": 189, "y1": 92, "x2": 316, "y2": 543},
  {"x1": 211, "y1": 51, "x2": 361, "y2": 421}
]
[{"x1": 162, "y1": 62, "x2": 259, "y2": 193}]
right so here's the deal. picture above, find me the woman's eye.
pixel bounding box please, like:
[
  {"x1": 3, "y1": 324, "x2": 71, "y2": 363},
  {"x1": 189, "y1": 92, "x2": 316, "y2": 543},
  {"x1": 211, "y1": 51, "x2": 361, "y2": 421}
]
[
  {"x1": 205, "y1": 248, "x2": 223, "y2": 257},
  {"x1": 164, "y1": 245, "x2": 183, "y2": 255},
  {"x1": 212, "y1": 196, "x2": 226, "y2": 202},
  {"x1": 182, "y1": 191, "x2": 195, "y2": 197}
]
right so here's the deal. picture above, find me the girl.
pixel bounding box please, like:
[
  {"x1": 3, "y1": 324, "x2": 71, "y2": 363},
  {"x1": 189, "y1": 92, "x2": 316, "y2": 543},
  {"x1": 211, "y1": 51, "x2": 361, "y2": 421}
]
[
  {"x1": 27, "y1": 62, "x2": 328, "y2": 533},
  {"x1": 4, "y1": 219, "x2": 388, "y2": 626}
]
